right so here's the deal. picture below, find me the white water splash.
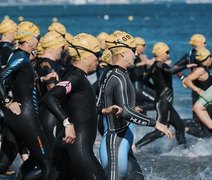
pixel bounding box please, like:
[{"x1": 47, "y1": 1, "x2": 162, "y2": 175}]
[
  {"x1": 161, "y1": 136, "x2": 212, "y2": 157},
  {"x1": 196, "y1": 165, "x2": 212, "y2": 180}
]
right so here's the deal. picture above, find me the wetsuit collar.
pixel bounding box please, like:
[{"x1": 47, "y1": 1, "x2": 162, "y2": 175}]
[
  {"x1": 70, "y1": 64, "x2": 87, "y2": 76},
  {"x1": 17, "y1": 48, "x2": 30, "y2": 57},
  {"x1": 112, "y1": 65, "x2": 127, "y2": 72}
]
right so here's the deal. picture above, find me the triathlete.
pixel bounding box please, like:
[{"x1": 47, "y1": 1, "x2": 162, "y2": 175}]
[
  {"x1": 174, "y1": 34, "x2": 209, "y2": 137},
  {"x1": 35, "y1": 31, "x2": 66, "y2": 147},
  {"x1": 0, "y1": 21, "x2": 50, "y2": 180},
  {"x1": 184, "y1": 48, "x2": 212, "y2": 136},
  {"x1": 42, "y1": 33, "x2": 107, "y2": 180},
  {"x1": 135, "y1": 42, "x2": 195, "y2": 149},
  {"x1": 98, "y1": 31, "x2": 172, "y2": 180},
  {"x1": 0, "y1": 17, "x2": 30, "y2": 176}
]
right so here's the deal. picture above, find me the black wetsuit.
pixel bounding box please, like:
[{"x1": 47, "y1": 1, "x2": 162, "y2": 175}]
[
  {"x1": 135, "y1": 61, "x2": 187, "y2": 149},
  {"x1": 0, "y1": 42, "x2": 29, "y2": 175},
  {"x1": 42, "y1": 65, "x2": 107, "y2": 180},
  {"x1": 97, "y1": 65, "x2": 156, "y2": 180},
  {"x1": 0, "y1": 41, "x2": 14, "y2": 134},
  {"x1": 0, "y1": 42, "x2": 14, "y2": 68},
  {"x1": 94, "y1": 64, "x2": 114, "y2": 137},
  {"x1": 34, "y1": 57, "x2": 63, "y2": 147},
  {"x1": 0, "y1": 41, "x2": 14, "y2": 121},
  {"x1": 128, "y1": 55, "x2": 155, "y2": 113},
  {"x1": 0, "y1": 49, "x2": 50, "y2": 179}
]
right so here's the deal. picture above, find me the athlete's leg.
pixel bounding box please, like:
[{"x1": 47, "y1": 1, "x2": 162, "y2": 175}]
[
  {"x1": 67, "y1": 130, "x2": 107, "y2": 180},
  {"x1": 135, "y1": 130, "x2": 164, "y2": 149},
  {"x1": 4, "y1": 112, "x2": 50, "y2": 180},
  {"x1": 169, "y1": 106, "x2": 187, "y2": 145},
  {"x1": 0, "y1": 126, "x2": 19, "y2": 174},
  {"x1": 39, "y1": 106, "x2": 58, "y2": 148},
  {"x1": 100, "y1": 127, "x2": 134, "y2": 180},
  {"x1": 127, "y1": 149, "x2": 144, "y2": 180},
  {"x1": 135, "y1": 99, "x2": 166, "y2": 149}
]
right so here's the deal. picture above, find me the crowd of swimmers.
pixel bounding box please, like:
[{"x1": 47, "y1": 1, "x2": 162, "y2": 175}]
[{"x1": 0, "y1": 15, "x2": 211, "y2": 180}]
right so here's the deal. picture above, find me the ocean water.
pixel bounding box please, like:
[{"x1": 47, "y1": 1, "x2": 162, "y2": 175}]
[{"x1": 1, "y1": 3, "x2": 212, "y2": 180}]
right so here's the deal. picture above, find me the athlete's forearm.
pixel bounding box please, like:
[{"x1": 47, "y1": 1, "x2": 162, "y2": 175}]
[
  {"x1": 42, "y1": 86, "x2": 69, "y2": 123},
  {"x1": 163, "y1": 65, "x2": 187, "y2": 74},
  {"x1": 121, "y1": 105, "x2": 156, "y2": 127},
  {"x1": 174, "y1": 54, "x2": 189, "y2": 66},
  {"x1": 0, "y1": 66, "x2": 13, "y2": 105}
]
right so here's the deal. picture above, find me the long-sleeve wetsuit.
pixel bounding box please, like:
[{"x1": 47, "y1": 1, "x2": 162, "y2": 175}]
[
  {"x1": 42, "y1": 65, "x2": 107, "y2": 180},
  {"x1": 97, "y1": 65, "x2": 156, "y2": 180},
  {"x1": 34, "y1": 57, "x2": 63, "y2": 147},
  {"x1": 0, "y1": 42, "x2": 29, "y2": 175},
  {"x1": 174, "y1": 49, "x2": 196, "y2": 67},
  {"x1": 0, "y1": 48, "x2": 50, "y2": 179},
  {"x1": 135, "y1": 61, "x2": 187, "y2": 149}
]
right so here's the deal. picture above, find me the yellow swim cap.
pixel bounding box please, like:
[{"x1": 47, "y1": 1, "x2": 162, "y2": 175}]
[
  {"x1": 65, "y1": 32, "x2": 73, "y2": 45},
  {"x1": 135, "y1": 37, "x2": 145, "y2": 46},
  {"x1": 97, "y1": 32, "x2": 109, "y2": 41},
  {"x1": 101, "y1": 49, "x2": 112, "y2": 64},
  {"x1": 40, "y1": 31, "x2": 65, "y2": 50},
  {"x1": 14, "y1": 21, "x2": 40, "y2": 43},
  {"x1": 152, "y1": 42, "x2": 169, "y2": 56},
  {"x1": 0, "y1": 18, "x2": 17, "y2": 35},
  {"x1": 195, "y1": 48, "x2": 211, "y2": 62},
  {"x1": 189, "y1": 34, "x2": 206, "y2": 47},
  {"x1": 48, "y1": 22, "x2": 67, "y2": 36},
  {"x1": 68, "y1": 33, "x2": 100, "y2": 60},
  {"x1": 105, "y1": 31, "x2": 136, "y2": 55}
]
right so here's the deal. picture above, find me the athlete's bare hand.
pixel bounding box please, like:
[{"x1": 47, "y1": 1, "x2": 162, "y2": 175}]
[
  {"x1": 135, "y1": 106, "x2": 143, "y2": 113},
  {"x1": 155, "y1": 121, "x2": 173, "y2": 139},
  {"x1": 44, "y1": 71, "x2": 59, "y2": 82},
  {"x1": 102, "y1": 105, "x2": 123, "y2": 117},
  {"x1": 63, "y1": 124, "x2": 76, "y2": 144},
  {"x1": 140, "y1": 54, "x2": 154, "y2": 66},
  {"x1": 187, "y1": 63, "x2": 197, "y2": 69},
  {"x1": 6, "y1": 102, "x2": 21, "y2": 115}
]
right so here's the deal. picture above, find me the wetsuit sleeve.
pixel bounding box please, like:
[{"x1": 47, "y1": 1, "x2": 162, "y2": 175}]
[
  {"x1": 174, "y1": 53, "x2": 189, "y2": 66},
  {"x1": 0, "y1": 57, "x2": 25, "y2": 104},
  {"x1": 173, "y1": 53, "x2": 191, "y2": 79},
  {"x1": 42, "y1": 81, "x2": 72, "y2": 123},
  {"x1": 113, "y1": 78, "x2": 156, "y2": 127},
  {"x1": 156, "y1": 62, "x2": 188, "y2": 74},
  {"x1": 142, "y1": 66, "x2": 155, "y2": 89},
  {"x1": 0, "y1": 66, "x2": 12, "y2": 103},
  {"x1": 40, "y1": 63, "x2": 57, "y2": 85}
]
